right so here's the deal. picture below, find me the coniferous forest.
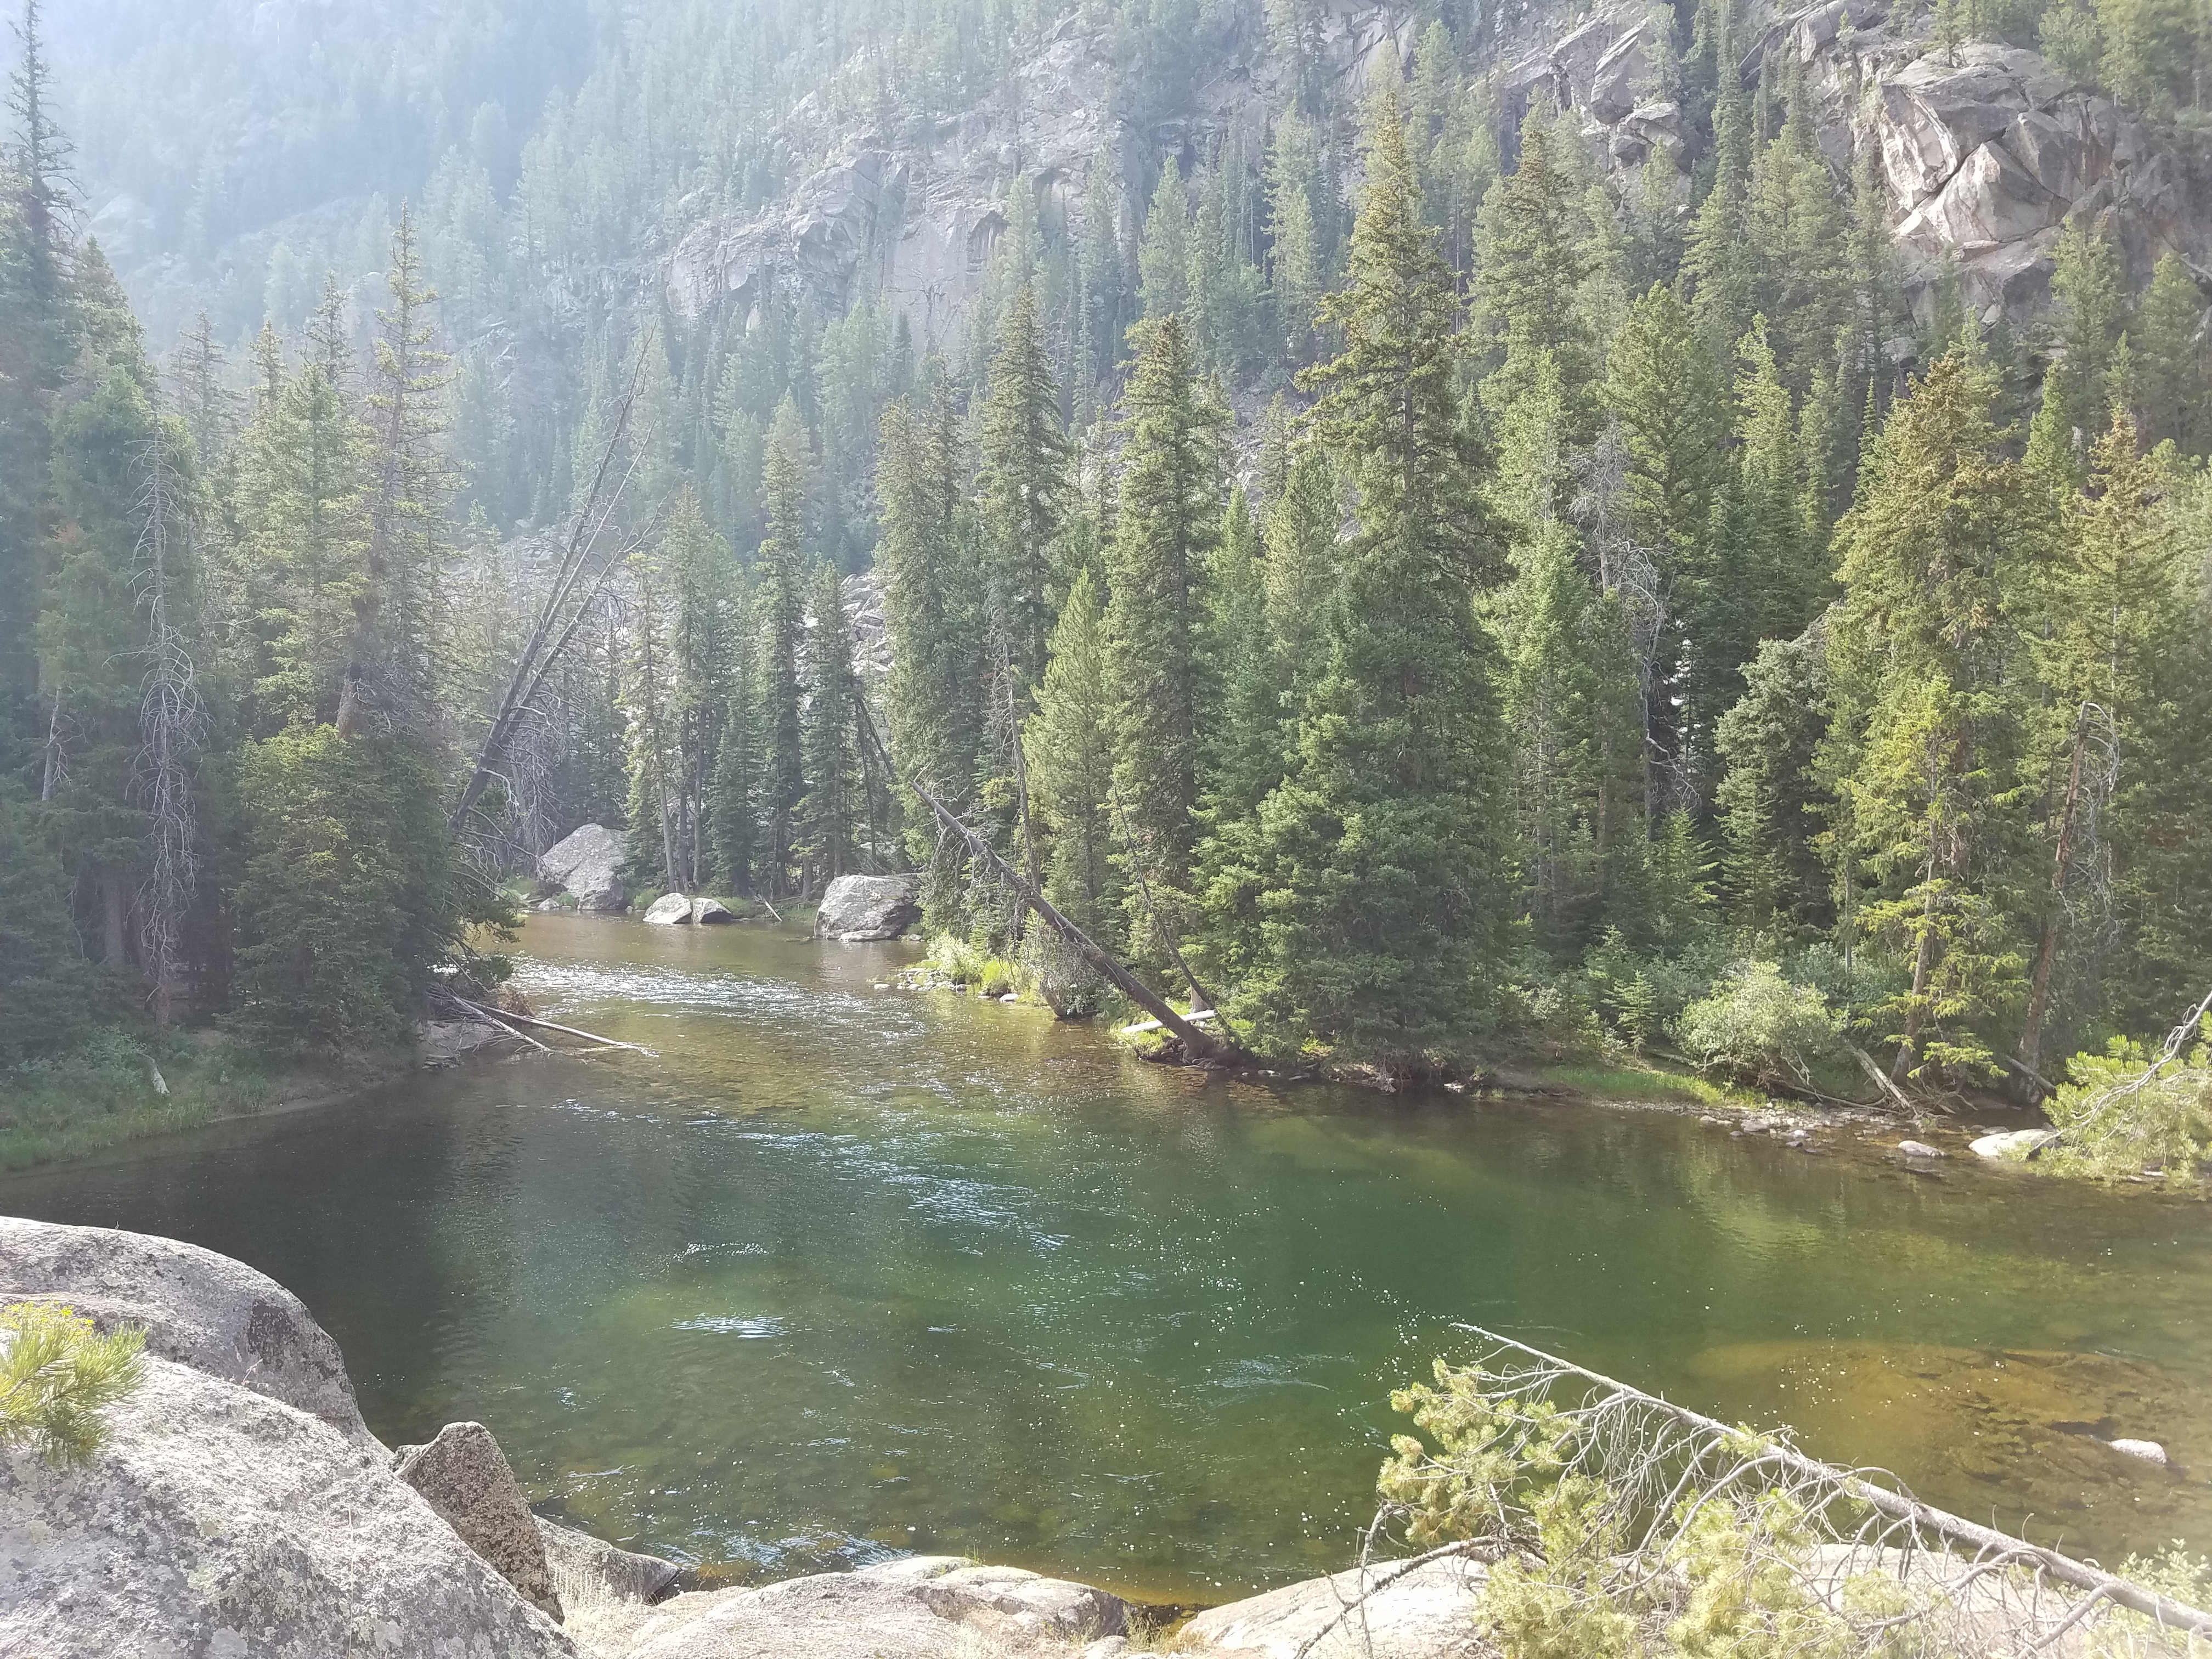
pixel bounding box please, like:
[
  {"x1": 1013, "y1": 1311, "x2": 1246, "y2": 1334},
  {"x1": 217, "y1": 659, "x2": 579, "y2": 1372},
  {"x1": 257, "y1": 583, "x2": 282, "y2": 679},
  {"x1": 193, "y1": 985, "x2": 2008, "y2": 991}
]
[{"x1": 8, "y1": 0, "x2": 2212, "y2": 1136}]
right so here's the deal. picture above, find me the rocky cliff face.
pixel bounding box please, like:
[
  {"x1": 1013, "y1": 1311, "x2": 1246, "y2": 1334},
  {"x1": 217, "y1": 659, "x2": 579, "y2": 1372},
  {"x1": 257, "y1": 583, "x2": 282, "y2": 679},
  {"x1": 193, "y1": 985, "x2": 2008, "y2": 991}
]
[{"x1": 669, "y1": 0, "x2": 2211, "y2": 349}]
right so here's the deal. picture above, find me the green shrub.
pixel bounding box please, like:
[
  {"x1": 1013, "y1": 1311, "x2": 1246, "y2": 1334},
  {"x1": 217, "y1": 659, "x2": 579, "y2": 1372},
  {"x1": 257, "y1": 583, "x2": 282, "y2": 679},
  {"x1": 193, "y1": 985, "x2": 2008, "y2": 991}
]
[
  {"x1": 1677, "y1": 961, "x2": 1842, "y2": 1091},
  {"x1": 2042, "y1": 1016, "x2": 2212, "y2": 1184},
  {"x1": 0, "y1": 1302, "x2": 148, "y2": 1464}
]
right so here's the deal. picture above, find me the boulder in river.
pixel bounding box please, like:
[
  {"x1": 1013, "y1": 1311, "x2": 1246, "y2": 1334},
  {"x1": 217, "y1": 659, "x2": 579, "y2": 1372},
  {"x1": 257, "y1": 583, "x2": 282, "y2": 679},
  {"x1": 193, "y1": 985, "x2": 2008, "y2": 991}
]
[
  {"x1": 1970, "y1": 1128, "x2": 2057, "y2": 1160},
  {"x1": 690, "y1": 896, "x2": 735, "y2": 924},
  {"x1": 0, "y1": 1215, "x2": 373, "y2": 1447},
  {"x1": 1897, "y1": 1139, "x2": 1946, "y2": 1159},
  {"x1": 644, "y1": 892, "x2": 696, "y2": 924},
  {"x1": 542, "y1": 824, "x2": 631, "y2": 913},
  {"x1": 2105, "y1": 1437, "x2": 2170, "y2": 1464},
  {"x1": 1173, "y1": 1556, "x2": 1490, "y2": 1657},
  {"x1": 817, "y1": 873, "x2": 922, "y2": 941},
  {"x1": 393, "y1": 1420, "x2": 566, "y2": 1620}
]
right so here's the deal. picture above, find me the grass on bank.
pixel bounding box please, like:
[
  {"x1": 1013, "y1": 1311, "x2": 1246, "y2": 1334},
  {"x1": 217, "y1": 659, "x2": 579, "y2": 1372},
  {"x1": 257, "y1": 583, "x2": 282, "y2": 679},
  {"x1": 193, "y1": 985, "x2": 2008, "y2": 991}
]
[{"x1": 0, "y1": 1029, "x2": 382, "y2": 1171}]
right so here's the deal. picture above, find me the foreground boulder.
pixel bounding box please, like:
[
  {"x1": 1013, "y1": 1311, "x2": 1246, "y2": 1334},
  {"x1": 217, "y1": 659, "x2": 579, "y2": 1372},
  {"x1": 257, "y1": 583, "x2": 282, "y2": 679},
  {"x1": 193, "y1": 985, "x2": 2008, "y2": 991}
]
[
  {"x1": 1173, "y1": 1557, "x2": 1490, "y2": 1658},
  {"x1": 0, "y1": 1215, "x2": 373, "y2": 1447},
  {"x1": 582, "y1": 1555, "x2": 1131, "y2": 1658},
  {"x1": 541, "y1": 824, "x2": 630, "y2": 913},
  {"x1": 395, "y1": 1420, "x2": 565, "y2": 1621},
  {"x1": 0, "y1": 1354, "x2": 575, "y2": 1658},
  {"x1": 539, "y1": 1515, "x2": 684, "y2": 1606},
  {"x1": 817, "y1": 873, "x2": 922, "y2": 941}
]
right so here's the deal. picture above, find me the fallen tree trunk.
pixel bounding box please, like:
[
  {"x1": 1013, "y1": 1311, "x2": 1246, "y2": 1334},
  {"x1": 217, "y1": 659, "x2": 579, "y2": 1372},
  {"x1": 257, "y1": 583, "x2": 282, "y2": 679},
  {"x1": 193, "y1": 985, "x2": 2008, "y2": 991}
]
[{"x1": 857, "y1": 707, "x2": 1237, "y2": 1063}]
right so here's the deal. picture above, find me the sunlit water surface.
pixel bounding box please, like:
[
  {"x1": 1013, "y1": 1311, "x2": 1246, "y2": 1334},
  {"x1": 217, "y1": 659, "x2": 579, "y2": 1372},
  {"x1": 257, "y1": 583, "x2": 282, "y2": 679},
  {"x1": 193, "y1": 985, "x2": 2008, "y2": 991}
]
[{"x1": 4, "y1": 915, "x2": 2208, "y2": 1600}]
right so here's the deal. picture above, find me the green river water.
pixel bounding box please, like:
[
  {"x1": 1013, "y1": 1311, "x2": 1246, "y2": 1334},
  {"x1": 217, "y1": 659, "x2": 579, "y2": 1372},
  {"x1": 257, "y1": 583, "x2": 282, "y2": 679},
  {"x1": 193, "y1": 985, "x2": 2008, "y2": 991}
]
[{"x1": 3, "y1": 913, "x2": 2208, "y2": 1602}]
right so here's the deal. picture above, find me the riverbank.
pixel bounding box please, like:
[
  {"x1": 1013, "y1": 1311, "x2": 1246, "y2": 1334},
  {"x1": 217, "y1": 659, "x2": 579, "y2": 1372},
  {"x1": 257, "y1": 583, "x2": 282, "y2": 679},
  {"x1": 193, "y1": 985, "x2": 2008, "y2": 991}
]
[{"x1": 0, "y1": 1025, "x2": 495, "y2": 1172}]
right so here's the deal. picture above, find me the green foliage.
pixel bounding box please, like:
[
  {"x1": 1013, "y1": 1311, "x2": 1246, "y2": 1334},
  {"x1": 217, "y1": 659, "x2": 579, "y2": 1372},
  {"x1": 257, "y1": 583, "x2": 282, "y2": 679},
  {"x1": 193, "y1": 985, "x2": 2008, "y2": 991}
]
[
  {"x1": 1677, "y1": 961, "x2": 1843, "y2": 1091},
  {"x1": 2043, "y1": 1012, "x2": 2212, "y2": 1183},
  {"x1": 0, "y1": 784, "x2": 105, "y2": 1062},
  {"x1": 0, "y1": 1302, "x2": 148, "y2": 1466}
]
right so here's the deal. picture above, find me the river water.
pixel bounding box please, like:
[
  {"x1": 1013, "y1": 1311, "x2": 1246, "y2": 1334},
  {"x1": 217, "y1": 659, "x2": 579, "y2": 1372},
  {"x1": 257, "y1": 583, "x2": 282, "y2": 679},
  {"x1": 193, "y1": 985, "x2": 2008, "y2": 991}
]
[{"x1": 3, "y1": 915, "x2": 2207, "y2": 1601}]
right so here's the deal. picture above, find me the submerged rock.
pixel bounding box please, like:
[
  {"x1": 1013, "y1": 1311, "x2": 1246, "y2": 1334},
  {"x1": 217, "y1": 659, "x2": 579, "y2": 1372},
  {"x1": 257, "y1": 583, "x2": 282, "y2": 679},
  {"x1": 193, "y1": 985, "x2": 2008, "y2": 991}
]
[
  {"x1": 0, "y1": 1355, "x2": 575, "y2": 1658},
  {"x1": 394, "y1": 1420, "x2": 565, "y2": 1621},
  {"x1": 543, "y1": 824, "x2": 631, "y2": 913},
  {"x1": 818, "y1": 873, "x2": 923, "y2": 941},
  {"x1": 0, "y1": 1215, "x2": 373, "y2": 1446},
  {"x1": 2106, "y1": 1437, "x2": 2170, "y2": 1464},
  {"x1": 1174, "y1": 1556, "x2": 1491, "y2": 1657},
  {"x1": 1897, "y1": 1139, "x2": 1946, "y2": 1158}
]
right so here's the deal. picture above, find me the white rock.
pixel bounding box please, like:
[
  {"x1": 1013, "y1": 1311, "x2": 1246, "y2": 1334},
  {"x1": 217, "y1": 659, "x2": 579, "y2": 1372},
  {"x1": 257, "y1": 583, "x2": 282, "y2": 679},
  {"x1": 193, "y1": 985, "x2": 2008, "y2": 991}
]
[
  {"x1": 1174, "y1": 1556, "x2": 1489, "y2": 1657},
  {"x1": 1970, "y1": 1128, "x2": 2058, "y2": 1160},
  {"x1": 2106, "y1": 1438, "x2": 2169, "y2": 1464},
  {"x1": 643, "y1": 893, "x2": 695, "y2": 925},
  {"x1": 1897, "y1": 1139, "x2": 1947, "y2": 1158}
]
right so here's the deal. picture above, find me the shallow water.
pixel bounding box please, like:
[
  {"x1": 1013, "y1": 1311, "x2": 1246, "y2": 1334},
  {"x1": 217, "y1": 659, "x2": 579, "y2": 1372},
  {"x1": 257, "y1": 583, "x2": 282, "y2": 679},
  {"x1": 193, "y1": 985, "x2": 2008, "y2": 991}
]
[{"x1": 4, "y1": 914, "x2": 2208, "y2": 1600}]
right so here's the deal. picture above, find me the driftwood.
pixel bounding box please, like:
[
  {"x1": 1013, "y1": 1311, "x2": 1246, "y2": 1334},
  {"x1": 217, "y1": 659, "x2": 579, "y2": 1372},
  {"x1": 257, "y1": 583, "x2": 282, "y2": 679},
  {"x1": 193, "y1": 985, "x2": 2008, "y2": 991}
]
[
  {"x1": 449, "y1": 997, "x2": 654, "y2": 1057},
  {"x1": 855, "y1": 705, "x2": 1236, "y2": 1063}
]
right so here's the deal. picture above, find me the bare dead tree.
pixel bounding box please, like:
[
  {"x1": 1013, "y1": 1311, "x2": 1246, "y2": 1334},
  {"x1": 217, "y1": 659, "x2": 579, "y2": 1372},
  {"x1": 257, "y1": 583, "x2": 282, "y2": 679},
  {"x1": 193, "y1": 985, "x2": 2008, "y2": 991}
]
[
  {"x1": 450, "y1": 353, "x2": 652, "y2": 837},
  {"x1": 131, "y1": 418, "x2": 206, "y2": 1026}
]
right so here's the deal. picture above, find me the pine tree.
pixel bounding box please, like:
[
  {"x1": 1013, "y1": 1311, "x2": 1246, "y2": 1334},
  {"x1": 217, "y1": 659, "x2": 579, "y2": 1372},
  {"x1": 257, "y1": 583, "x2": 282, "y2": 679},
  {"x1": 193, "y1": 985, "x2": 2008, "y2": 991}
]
[
  {"x1": 1472, "y1": 98, "x2": 1596, "y2": 427},
  {"x1": 877, "y1": 382, "x2": 981, "y2": 899},
  {"x1": 1219, "y1": 80, "x2": 1515, "y2": 1069},
  {"x1": 1137, "y1": 166, "x2": 1190, "y2": 319},
  {"x1": 977, "y1": 285, "x2": 1070, "y2": 694},
  {"x1": 1683, "y1": 50, "x2": 1759, "y2": 362},
  {"x1": 1023, "y1": 567, "x2": 1119, "y2": 939},
  {"x1": 623, "y1": 549, "x2": 682, "y2": 893},
  {"x1": 710, "y1": 582, "x2": 761, "y2": 896},
  {"x1": 2130, "y1": 252, "x2": 2207, "y2": 454},
  {"x1": 1264, "y1": 109, "x2": 1325, "y2": 366},
  {"x1": 758, "y1": 397, "x2": 809, "y2": 896},
  {"x1": 1103, "y1": 314, "x2": 1226, "y2": 962},
  {"x1": 1827, "y1": 348, "x2": 2034, "y2": 1080},
  {"x1": 799, "y1": 561, "x2": 862, "y2": 885},
  {"x1": 1714, "y1": 633, "x2": 1831, "y2": 934},
  {"x1": 1203, "y1": 487, "x2": 1280, "y2": 826},
  {"x1": 1262, "y1": 444, "x2": 1340, "y2": 719}
]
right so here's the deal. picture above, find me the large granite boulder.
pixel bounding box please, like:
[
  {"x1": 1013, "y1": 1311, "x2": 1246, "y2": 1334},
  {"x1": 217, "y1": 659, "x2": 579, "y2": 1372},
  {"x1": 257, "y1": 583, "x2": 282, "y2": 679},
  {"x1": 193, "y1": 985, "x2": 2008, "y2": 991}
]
[
  {"x1": 538, "y1": 1515, "x2": 684, "y2": 1606},
  {"x1": 1173, "y1": 1557, "x2": 1492, "y2": 1658},
  {"x1": 541, "y1": 824, "x2": 630, "y2": 913},
  {"x1": 393, "y1": 1421, "x2": 565, "y2": 1621},
  {"x1": 817, "y1": 874, "x2": 923, "y2": 941},
  {"x1": 589, "y1": 1555, "x2": 1130, "y2": 1658},
  {"x1": 643, "y1": 892, "x2": 695, "y2": 925},
  {"x1": 690, "y1": 897, "x2": 735, "y2": 924},
  {"x1": 0, "y1": 1215, "x2": 373, "y2": 1447},
  {"x1": 0, "y1": 1354, "x2": 575, "y2": 1658}
]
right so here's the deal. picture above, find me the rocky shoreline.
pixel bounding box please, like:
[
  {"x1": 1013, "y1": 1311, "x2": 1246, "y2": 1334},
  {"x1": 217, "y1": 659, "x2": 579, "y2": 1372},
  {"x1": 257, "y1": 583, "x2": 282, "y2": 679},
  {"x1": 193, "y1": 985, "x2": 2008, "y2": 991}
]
[{"x1": 0, "y1": 1215, "x2": 1482, "y2": 1658}]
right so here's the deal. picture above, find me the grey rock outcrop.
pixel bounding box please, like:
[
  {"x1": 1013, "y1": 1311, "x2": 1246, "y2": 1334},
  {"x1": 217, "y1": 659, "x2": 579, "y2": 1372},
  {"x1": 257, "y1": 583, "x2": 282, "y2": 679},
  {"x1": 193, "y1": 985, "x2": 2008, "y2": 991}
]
[
  {"x1": 1173, "y1": 1556, "x2": 1492, "y2": 1658},
  {"x1": 0, "y1": 1215, "x2": 373, "y2": 1447},
  {"x1": 591, "y1": 1555, "x2": 1130, "y2": 1659},
  {"x1": 394, "y1": 1420, "x2": 566, "y2": 1621},
  {"x1": 543, "y1": 824, "x2": 631, "y2": 913},
  {"x1": 539, "y1": 1515, "x2": 685, "y2": 1606},
  {"x1": 644, "y1": 892, "x2": 696, "y2": 925},
  {"x1": 818, "y1": 873, "x2": 923, "y2": 941},
  {"x1": 0, "y1": 1354, "x2": 575, "y2": 1659}
]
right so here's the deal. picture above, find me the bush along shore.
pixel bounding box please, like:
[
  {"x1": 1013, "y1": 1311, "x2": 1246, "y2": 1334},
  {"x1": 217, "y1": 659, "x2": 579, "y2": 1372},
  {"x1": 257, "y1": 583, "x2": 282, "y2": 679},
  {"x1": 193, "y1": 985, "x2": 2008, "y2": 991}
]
[{"x1": 4, "y1": 1215, "x2": 2208, "y2": 1658}]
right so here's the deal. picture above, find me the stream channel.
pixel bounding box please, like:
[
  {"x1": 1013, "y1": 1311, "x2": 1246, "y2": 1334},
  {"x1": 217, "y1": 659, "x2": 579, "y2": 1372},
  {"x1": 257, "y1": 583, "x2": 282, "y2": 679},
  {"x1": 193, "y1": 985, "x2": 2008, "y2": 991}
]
[{"x1": 3, "y1": 913, "x2": 2208, "y2": 1602}]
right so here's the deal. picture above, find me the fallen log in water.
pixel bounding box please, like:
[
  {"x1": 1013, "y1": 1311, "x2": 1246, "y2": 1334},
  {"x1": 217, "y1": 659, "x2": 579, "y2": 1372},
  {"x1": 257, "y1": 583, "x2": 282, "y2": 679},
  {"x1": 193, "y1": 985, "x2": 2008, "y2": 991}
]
[{"x1": 447, "y1": 997, "x2": 656, "y2": 1058}]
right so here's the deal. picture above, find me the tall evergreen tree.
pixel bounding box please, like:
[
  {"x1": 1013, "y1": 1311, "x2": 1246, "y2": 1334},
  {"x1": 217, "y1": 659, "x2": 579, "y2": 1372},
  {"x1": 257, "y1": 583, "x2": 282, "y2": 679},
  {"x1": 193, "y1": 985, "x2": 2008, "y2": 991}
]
[
  {"x1": 1216, "y1": 80, "x2": 1515, "y2": 1069},
  {"x1": 799, "y1": 561, "x2": 862, "y2": 884},
  {"x1": 758, "y1": 398, "x2": 809, "y2": 895},
  {"x1": 977, "y1": 285, "x2": 1070, "y2": 695},
  {"x1": 1024, "y1": 567, "x2": 1119, "y2": 940}
]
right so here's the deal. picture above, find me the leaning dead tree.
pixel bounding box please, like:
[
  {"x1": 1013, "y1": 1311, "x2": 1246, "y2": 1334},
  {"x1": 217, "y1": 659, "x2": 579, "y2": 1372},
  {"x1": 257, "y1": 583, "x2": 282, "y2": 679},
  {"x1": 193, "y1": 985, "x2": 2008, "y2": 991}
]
[
  {"x1": 450, "y1": 360, "x2": 652, "y2": 836},
  {"x1": 855, "y1": 702, "x2": 1237, "y2": 1063},
  {"x1": 132, "y1": 419, "x2": 206, "y2": 1026},
  {"x1": 1335, "y1": 1324, "x2": 2211, "y2": 1659}
]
